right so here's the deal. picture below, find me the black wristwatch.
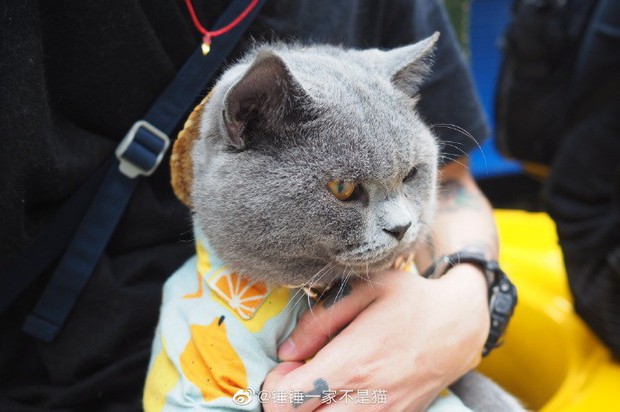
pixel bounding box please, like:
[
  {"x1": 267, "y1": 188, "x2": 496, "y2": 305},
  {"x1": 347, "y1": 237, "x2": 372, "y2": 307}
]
[{"x1": 421, "y1": 251, "x2": 518, "y2": 356}]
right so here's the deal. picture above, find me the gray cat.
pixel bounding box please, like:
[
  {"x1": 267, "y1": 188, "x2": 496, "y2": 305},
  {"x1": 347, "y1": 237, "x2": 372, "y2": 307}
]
[{"x1": 149, "y1": 33, "x2": 523, "y2": 411}]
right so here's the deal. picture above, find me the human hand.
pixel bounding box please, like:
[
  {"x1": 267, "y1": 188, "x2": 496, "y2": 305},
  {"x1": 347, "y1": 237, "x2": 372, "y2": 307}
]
[{"x1": 262, "y1": 264, "x2": 489, "y2": 411}]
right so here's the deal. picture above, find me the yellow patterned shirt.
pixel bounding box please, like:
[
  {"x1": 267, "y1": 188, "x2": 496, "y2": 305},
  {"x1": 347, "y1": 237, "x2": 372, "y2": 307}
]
[{"x1": 143, "y1": 229, "x2": 472, "y2": 411}]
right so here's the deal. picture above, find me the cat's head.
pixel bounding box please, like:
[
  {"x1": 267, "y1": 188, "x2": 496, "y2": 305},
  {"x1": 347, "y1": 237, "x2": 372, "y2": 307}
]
[{"x1": 172, "y1": 33, "x2": 440, "y2": 288}]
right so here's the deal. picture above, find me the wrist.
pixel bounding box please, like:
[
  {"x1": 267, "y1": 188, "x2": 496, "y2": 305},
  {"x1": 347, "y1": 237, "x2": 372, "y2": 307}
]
[
  {"x1": 432, "y1": 265, "x2": 491, "y2": 370},
  {"x1": 441, "y1": 263, "x2": 488, "y2": 302},
  {"x1": 422, "y1": 251, "x2": 518, "y2": 356},
  {"x1": 440, "y1": 264, "x2": 490, "y2": 338}
]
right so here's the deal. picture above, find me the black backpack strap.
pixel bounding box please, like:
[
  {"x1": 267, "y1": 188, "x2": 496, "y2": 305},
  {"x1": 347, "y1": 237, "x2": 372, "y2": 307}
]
[{"x1": 0, "y1": 0, "x2": 267, "y2": 342}]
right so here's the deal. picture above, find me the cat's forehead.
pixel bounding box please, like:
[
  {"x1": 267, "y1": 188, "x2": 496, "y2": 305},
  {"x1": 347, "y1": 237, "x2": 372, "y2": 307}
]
[
  {"x1": 283, "y1": 49, "x2": 429, "y2": 127},
  {"x1": 282, "y1": 47, "x2": 397, "y2": 103},
  {"x1": 304, "y1": 112, "x2": 432, "y2": 181}
]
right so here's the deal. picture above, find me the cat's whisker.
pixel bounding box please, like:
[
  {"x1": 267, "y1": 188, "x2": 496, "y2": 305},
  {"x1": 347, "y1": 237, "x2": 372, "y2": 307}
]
[
  {"x1": 439, "y1": 146, "x2": 471, "y2": 163},
  {"x1": 431, "y1": 123, "x2": 488, "y2": 174},
  {"x1": 305, "y1": 263, "x2": 338, "y2": 325},
  {"x1": 345, "y1": 265, "x2": 360, "y2": 281},
  {"x1": 416, "y1": 221, "x2": 432, "y2": 241},
  {"x1": 306, "y1": 292, "x2": 314, "y2": 320},
  {"x1": 363, "y1": 261, "x2": 377, "y2": 297},
  {"x1": 279, "y1": 262, "x2": 333, "y2": 317},
  {"x1": 263, "y1": 287, "x2": 308, "y2": 338},
  {"x1": 414, "y1": 221, "x2": 440, "y2": 274},
  {"x1": 346, "y1": 264, "x2": 377, "y2": 298},
  {"x1": 265, "y1": 288, "x2": 306, "y2": 337},
  {"x1": 439, "y1": 139, "x2": 470, "y2": 153},
  {"x1": 332, "y1": 270, "x2": 350, "y2": 308},
  {"x1": 438, "y1": 154, "x2": 471, "y2": 172},
  {"x1": 262, "y1": 261, "x2": 336, "y2": 337},
  {"x1": 419, "y1": 220, "x2": 437, "y2": 247},
  {"x1": 178, "y1": 228, "x2": 196, "y2": 244},
  {"x1": 326, "y1": 271, "x2": 351, "y2": 340},
  {"x1": 439, "y1": 138, "x2": 470, "y2": 150},
  {"x1": 306, "y1": 262, "x2": 334, "y2": 291},
  {"x1": 361, "y1": 256, "x2": 396, "y2": 287},
  {"x1": 306, "y1": 262, "x2": 336, "y2": 340},
  {"x1": 436, "y1": 148, "x2": 472, "y2": 171},
  {"x1": 316, "y1": 273, "x2": 340, "y2": 302},
  {"x1": 431, "y1": 123, "x2": 480, "y2": 150},
  {"x1": 306, "y1": 264, "x2": 346, "y2": 338},
  {"x1": 415, "y1": 167, "x2": 437, "y2": 183},
  {"x1": 308, "y1": 262, "x2": 338, "y2": 295}
]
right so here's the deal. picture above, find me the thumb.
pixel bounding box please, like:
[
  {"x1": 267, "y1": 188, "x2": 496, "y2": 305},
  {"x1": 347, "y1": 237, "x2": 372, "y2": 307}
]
[
  {"x1": 262, "y1": 361, "x2": 305, "y2": 412},
  {"x1": 264, "y1": 361, "x2": 305, "y2": 385}
]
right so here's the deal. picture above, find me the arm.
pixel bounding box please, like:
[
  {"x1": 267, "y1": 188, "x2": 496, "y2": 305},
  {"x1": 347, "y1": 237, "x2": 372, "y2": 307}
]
[
  {"x1": 417, "y1": 158, "x2": 498, "y2": 266},
  {"x1": 262, "y1": 159, "x2": 494, "y2": 411}
]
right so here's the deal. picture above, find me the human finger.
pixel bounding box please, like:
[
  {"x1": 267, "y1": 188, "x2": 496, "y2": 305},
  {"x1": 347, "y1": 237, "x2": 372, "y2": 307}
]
[
  {"x1": 262, "y1": 360, "x2": 335, "y2": 412},
  {"x1": 278, "y1": 278, "x2": 378, "y2": 361}
]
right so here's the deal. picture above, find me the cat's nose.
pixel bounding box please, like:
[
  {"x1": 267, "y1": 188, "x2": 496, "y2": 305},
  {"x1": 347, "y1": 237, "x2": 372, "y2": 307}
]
[{"x1": 383, "y1": 222, "x2": 411, "y2": 241}]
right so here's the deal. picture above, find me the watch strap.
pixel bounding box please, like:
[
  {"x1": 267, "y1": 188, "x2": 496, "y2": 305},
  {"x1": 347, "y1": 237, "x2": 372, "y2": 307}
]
[{"x1": 421, "y1": 251, "x2": 495, "y2": 286}]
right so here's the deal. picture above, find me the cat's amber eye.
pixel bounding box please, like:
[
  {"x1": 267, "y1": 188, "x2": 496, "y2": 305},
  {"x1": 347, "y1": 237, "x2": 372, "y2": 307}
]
[{"x1": 327, "y1": 180, "x2": 357, "y2": 201}]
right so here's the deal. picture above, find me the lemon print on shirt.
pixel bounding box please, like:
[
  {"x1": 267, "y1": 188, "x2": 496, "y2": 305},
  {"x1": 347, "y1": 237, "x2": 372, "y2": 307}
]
[
  {"x1": 192, "y1": 239, "x2": 291, "y2": 332},
  {"x1": 207, "y1": 268, "x2": 291, "y2": 333},
  {"x1": 180, "y1": 316, "x2": 247, "y2": 401}
]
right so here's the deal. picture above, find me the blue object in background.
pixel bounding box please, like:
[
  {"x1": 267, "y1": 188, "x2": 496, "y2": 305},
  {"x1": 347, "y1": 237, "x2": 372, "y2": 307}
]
[{"x1": 468, "y1": 0, "x2": 522, "y2": 178}]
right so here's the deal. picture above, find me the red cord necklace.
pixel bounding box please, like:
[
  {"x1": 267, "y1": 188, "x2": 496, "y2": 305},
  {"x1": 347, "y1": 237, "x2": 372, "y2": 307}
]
[{"x1": 184, "y1": 0, "x2": 259, "y2": 55}]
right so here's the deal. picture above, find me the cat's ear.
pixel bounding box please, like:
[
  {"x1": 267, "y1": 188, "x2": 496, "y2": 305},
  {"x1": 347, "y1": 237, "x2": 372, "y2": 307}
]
[
  {"x1": 222, "y1": 50, "x2": 303, "y2": 149},
  {"x1": 385, "y1": 32, "x2": 440, "y2": 98}
]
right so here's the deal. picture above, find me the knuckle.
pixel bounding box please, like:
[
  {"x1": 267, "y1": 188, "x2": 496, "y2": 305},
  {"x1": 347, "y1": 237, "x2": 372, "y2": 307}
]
[{"x1": 345, "y1": 364, "x2": 373, "y2": 389}]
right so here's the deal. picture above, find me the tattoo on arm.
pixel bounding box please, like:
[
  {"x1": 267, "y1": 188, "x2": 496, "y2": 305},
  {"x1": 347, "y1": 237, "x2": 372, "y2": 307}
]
[
  {"x1": 436, "y1": 179, "x2": 499, "y2": 258},
  {"x1": 438, "y1": 179, "x2": 482, "y2": 213}
]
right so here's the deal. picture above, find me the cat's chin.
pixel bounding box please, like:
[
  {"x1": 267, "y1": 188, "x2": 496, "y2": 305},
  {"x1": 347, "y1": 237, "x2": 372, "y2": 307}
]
[
  {"x1": 332, "y1": 243, "x2": 413, "y2": 273},
  {"x1": 256, "y1": 258, "x2": 394, "y2": 290},
  {"x1": 336, "y1": 259, "x2": 393, "y2": 274}
]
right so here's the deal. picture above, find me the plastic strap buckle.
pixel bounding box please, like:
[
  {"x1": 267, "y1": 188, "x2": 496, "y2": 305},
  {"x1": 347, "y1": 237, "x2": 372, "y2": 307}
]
[{"x1": 115, "y1": 120, "x2": 170, "y2": 178}]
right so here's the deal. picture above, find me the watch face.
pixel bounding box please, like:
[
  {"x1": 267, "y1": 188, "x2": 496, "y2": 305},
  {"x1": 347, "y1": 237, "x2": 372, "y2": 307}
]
[
  {"x1": 485, "y1": 275, "x2": 517, "y2": 356},
  {"x1": 493, "y1": 286, "x2": 517, "y2": 315}
]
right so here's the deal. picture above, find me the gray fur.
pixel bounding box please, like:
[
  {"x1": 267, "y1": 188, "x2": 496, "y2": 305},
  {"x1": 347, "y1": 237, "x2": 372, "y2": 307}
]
[
  {"x1": 191, "y1": 36, "x2": 439, "y2": 288},
  {"x1": 451, "y1": 371, "x2": 526, "y2": 411}
]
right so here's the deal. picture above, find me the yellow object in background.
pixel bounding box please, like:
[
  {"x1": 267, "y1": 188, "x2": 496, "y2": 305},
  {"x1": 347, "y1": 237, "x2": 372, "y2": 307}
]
[{"x1": 480, "y1": 210, "x2": 620, "y2": 411}]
